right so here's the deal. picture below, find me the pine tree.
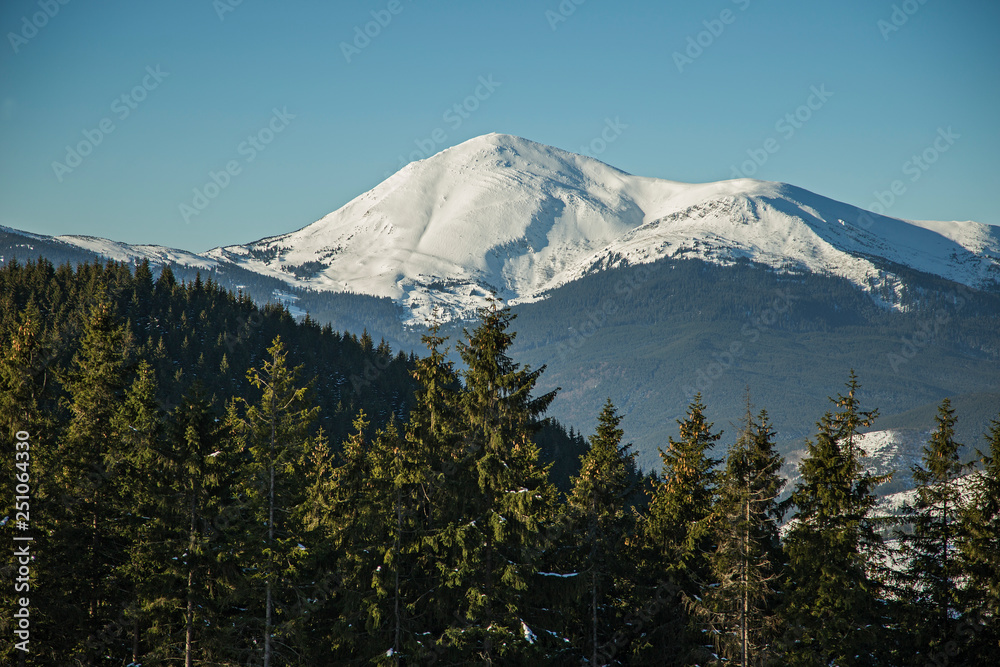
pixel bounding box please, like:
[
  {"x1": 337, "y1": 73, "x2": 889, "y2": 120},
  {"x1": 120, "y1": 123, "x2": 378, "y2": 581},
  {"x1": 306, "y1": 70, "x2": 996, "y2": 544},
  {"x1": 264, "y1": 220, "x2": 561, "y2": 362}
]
[
  {"x1": 396, "y1": 321, "x2": 468, "y2": 661},
  {"x1": 957, "y1": 415, "x2": 1000, "y2": 663},
  {"x1": 894, "y1": 399, "x2": 966, "y2": 661},
  {"x1": 701, "y1": 406, "x2": 785, "y2": 667},
  {"x1": 780, "y1": 372, "x2": 889, "y2": 666},
  {"x1": 0, "y1": 299, "x2": 61, "y2": 665},
  {"x1": 126, "y1": 383, "x2": 240, "y2": 666},
  {"x1": 444, "y1": 299, "x2": 559, "y2": 664},
  {"x1": 640, "y1": 394, "x2": 722, "y2": 664},
  {"x1": 48, "y1": 300, "x2": 133, "y2": 663},
  {"x1": 228, "y1": 336, "x2": 318, "y2": 667},
  {"x1": 110, "y1": 360, "x2": 163, "y2": 665},
  {"x1": 300, "y1": 412, "x2": 372, "y2": 663},
  {"x1": 564, "y1": 399, "x2": 639, "y2": 665}
]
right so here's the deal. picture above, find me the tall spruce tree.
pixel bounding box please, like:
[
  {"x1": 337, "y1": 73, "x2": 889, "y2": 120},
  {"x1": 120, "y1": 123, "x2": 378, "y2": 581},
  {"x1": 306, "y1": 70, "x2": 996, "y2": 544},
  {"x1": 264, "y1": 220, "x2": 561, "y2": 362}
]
[
  {"x1": 396, "y1": 322, "x2": 468, "y2": 662},
  {"x1": 51, "y1": 300, "x2": 133, "y2": 663},
  {"x1": 0, "y1": 299, "x2": 60, "y2": 665},
  {"x1": 780, "y1": 372, "x2": 889, "y2": 666},
  {"x1": 701, "y1": 406, "x2": 785, "y2": 666},
  {"x1": 640, "y1": 394, "x2": 722, "y2": 665},
  {"x1": 444, "y1": 299, "x2": 559, "y2": 665},
  {"x1": 300, "y1": 412, "x2": 374, "y2": 663},
  {"x1": 126, "y1": 383, "x2": 239, "y2": 666},
  {"x1": 957, "y1": 415, "x2": 1000, "y2": 663},
  {"x1": 110, "y1": 360, "x2": 163, "y2": 665},
  {"x1": 564, "y1": 399, "x2": 639, "y2": 666},
  {"x1": 228, "y1": 336, "x2": 318, "y2": 667},
  {"x1": 297, "y1": 323, "x2": 466, "y2": 664},
  {"x1": 894, "y1": 399, "x2": 966, "y2": 661}
]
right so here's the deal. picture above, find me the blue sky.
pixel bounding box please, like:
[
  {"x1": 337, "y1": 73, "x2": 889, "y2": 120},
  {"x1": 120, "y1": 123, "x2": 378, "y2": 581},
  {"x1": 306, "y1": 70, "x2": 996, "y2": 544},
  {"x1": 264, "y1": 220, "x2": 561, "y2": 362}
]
[{"x1": 1, "y1": 0, "x2": 997, "y2": 252}]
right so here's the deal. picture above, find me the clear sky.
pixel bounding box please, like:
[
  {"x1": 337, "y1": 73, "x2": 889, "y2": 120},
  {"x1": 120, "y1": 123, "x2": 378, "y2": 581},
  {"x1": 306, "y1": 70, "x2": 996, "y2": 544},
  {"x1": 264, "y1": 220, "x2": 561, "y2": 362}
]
[{"x1": 1, "y1": 0, "x2": 997, "y2": 252}]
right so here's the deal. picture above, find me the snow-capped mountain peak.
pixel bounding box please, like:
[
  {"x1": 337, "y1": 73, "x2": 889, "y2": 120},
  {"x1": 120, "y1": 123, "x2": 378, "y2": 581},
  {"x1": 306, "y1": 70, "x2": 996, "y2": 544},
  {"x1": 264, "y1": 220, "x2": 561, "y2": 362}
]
[
  {"x1": 17, "y1": 133, "x2": 998, "y2": 324},
  {"x1": 202, "y1": 133, "x2": 998, "y2": 323}
]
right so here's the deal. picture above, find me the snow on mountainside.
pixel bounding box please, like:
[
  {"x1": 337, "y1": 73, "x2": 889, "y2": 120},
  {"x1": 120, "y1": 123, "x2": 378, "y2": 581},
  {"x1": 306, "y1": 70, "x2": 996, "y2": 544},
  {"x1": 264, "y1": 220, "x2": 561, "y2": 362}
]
[
  {"x1": 782, "y1": 428, "x2": 930, "y2": 497},
  {"x1": 14, "y1": 134, "x2": 999, "y2": 324},
  {"x1": 54, "y1": 234, "x2": 219, "y2": 271},
  {"x1": 204, "y1": 133, "x2": 1000, "y2": 323}
]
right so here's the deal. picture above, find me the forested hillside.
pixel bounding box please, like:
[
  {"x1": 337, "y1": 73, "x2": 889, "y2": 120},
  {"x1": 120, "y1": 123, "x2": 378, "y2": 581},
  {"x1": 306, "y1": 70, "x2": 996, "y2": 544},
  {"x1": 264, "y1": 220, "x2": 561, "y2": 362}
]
[
  {"x1": 507, "y1": 256, "x2": 1000, "y2": 467},
  {"x1": 1, "y1": 259, "x2": 998, "y2": 665}
]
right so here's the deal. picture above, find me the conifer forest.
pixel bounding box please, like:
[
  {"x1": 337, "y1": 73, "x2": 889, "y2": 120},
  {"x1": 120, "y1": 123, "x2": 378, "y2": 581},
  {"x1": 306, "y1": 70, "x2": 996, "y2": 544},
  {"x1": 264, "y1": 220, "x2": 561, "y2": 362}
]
[{"x1": 1, "y1": 258, "x2": 998, "y2": 666}]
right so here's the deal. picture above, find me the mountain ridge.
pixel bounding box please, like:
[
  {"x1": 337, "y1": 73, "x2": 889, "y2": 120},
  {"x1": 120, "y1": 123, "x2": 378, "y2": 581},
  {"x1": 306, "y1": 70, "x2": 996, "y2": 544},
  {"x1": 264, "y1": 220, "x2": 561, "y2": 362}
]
[{"x1": 4, "y1": 133, "x2": 999, "y2": 325}]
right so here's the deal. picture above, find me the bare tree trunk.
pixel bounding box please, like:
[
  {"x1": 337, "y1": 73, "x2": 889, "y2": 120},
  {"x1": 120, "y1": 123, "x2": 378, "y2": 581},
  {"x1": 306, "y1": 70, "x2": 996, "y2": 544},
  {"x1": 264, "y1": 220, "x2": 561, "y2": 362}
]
[
  {"x1": 185, "y1": 569, "x2": 195, "y2": 667},
  {"x1": 394, "y1": 483, "x2": 402, "y2": 664},
  {"x1": 484, "y1": 528, "x2": 493, "y2": 666},
  {"x1": 592, "y1": 573, "x2": 598, "y2": 667},
  {"x1": 264, "y1": 416, "x2": 276, "y2": 667},
  {"x1": 186, "y1": 486, "x2": 197, "y2": 667},
  {"x1": 743, "y1": 478, "x2": 749, "y2": 667},
  {"x1": 942, "y1": 495, "x2": 950, "y2": 637},
  {"x1": 591, "y1": 498, "x2": 598, "y2": 667}
]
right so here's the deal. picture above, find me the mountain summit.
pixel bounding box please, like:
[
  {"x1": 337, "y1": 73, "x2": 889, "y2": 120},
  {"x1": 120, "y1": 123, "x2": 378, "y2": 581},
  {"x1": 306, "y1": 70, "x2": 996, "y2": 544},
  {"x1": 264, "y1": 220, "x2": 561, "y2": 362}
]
[
  {"x1": 9, "y1": 133, "x2": 997, "y2": 324},
  {"x1": 202, "y1": 133, "x2": 998, "y2": 322}
]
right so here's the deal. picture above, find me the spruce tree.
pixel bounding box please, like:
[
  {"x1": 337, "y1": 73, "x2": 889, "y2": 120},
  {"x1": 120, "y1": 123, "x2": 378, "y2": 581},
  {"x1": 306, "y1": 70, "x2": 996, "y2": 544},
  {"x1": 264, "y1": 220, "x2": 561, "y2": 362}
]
[
  {"x1": 110, "y1": 360, "x2": 163, "y2": 665},
  {"x1": 126, "y1": 383, "x2": 240, "y2": 666},
  {"x1": 957, "y1": 415, "x2": 1000, "y2": 663},
  {"x1": 397, "y1": 322, "x2": 468, "y2": 661},
  {"x1": 228, "y1": 336, "x2": 317, "y2": 667},
  {"x1": 445, "y1": 299, "x2": 559, "y2": 664},
  {"x1": 49, "y1": 300, "x2": 133, "y2": 663},
  {"x1": 780, "y1": 372, "x2": 889, "y2": 666},
  {"x1": 300, "y1": 412, "x2": 373, "y2": 663},
  {"x1": 894, "y1": 399, "x2": 967, "y2": 661},
  {"x1": 640, "y1": 394, "x2": 721, "y2": 664},
  {"x1": 701, "y1": 407, "x2": 785, "y2": 666},
  {"x1": 564, "y1": 399, "x2": 639, "y2": 665},
  {"x1": 0, "y1": 299, "x2": 61, "y2": 665}
]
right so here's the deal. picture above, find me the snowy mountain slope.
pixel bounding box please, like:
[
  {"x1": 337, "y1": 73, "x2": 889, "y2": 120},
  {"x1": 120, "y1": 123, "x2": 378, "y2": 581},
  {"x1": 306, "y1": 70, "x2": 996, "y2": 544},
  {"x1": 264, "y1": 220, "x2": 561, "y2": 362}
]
[
  {"x1": 203, "y1": 133, "x2": 999, "y2": 323},
  {"x1": 8, "y1": 134, "x2": 999, "y2": 324},
  {"x1": 0, "y1": 225, "x2": 221, "y2": 271},
  {"x1": 875, "y1": 469, "x2": 982, "y2": 523},
  {"x1": 560, "y1": 184, "x2": 1000, "y2": 306},
  {"x1": 54, "y1": 234, "x2": 220, "y2": 271},
  {"x1": 781, "y1": 428, "x2": 931, "y2": 497}
]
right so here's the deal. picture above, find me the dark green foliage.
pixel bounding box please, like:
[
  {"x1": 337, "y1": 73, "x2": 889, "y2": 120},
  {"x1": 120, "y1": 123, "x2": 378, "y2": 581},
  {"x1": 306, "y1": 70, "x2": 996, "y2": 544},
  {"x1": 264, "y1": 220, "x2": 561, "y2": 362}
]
[
  {"x1": 700, "y1": 406, "x2": 785, "y2": 666},
  {"x1": 893, "y1": 399, "x2": 967, "y2": 661},
  {"x1": 227, "y1": 337, "x2": 318, "y2": 666},
  {"x1": 564, "y1": 399, "x2": 641, "y2": 666},
  {"x1": 3, "y1": 256, "x2": 1000, "y2": 665},
  {"x1": 957, "y1": 415, "x2": 1000, "y2": 662},
  {"x1": 439, "y1": 300, "x2": 560, "y2": 664},
  {"x1": 780, "y1": 373, "x2": 890, "y2": 666},
  {"x1": 639, "y1": 395, "x2": 722, "y2": 664},
  {"x1": 47, "y1": 300, "x2": 133, "y2": 662}
]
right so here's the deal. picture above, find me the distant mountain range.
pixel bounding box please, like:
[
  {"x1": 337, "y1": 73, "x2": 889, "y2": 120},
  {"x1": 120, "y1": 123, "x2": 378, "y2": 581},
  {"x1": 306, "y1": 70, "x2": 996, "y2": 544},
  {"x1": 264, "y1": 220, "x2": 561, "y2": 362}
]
[
  {"x1": 5, "y1": 133, "x2": 998, "y2": 325},
  {"x1": 3, "y1": 133, "x2": 999, "y2": 474}
]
